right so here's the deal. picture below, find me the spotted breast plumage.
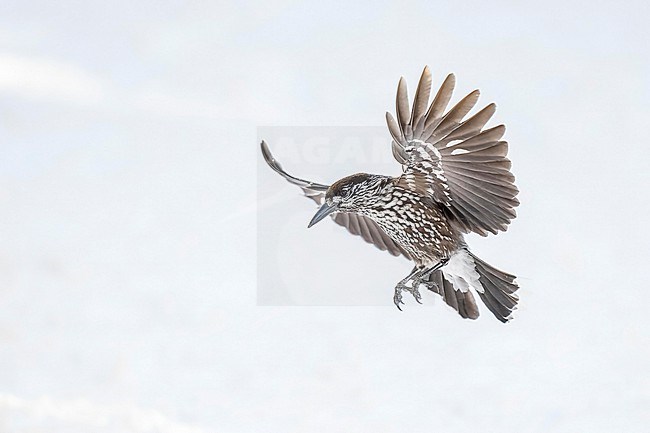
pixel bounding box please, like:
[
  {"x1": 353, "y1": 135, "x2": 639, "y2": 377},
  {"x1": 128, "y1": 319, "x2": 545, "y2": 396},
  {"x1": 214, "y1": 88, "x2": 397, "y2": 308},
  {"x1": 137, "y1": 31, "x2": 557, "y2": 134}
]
[{"x1": 260, "y1": 66, "x2": 520, "y2": 322}]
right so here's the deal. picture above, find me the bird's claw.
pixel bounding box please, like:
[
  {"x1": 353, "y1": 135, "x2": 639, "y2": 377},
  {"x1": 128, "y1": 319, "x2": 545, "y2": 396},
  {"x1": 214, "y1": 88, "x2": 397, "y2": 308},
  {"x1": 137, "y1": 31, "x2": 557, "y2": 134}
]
[
  {"x1": 405, "y1": 280, "x2": 423, "y2": 304},
  {"x1": 393, "y1": 284, "x2": 406, "y2": 310},
  {"x1": 393, "y1": 281, "x2": 423, "y2": 309},
  {"x1": 421, "y1": 281, "x2": 439, "y2": 293}
]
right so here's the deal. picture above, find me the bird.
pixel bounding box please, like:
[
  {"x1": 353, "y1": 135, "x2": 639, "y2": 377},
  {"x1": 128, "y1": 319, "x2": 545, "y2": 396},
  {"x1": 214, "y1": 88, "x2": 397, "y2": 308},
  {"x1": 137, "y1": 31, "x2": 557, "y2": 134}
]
[{"x1": 260, "y1": 66, "x2": 520, "y2": 322}]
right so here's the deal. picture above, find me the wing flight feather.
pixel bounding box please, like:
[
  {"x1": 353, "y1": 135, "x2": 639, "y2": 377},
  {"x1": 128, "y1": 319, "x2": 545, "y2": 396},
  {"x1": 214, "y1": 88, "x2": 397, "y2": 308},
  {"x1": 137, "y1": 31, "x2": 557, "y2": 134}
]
[{"x1": 387, "y1": 68, "x2": 519, "y2": 236}]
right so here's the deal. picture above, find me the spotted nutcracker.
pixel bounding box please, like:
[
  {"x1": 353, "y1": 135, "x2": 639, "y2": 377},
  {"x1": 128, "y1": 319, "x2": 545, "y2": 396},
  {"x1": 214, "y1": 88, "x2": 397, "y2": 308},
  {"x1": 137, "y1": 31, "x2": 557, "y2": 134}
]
[{"x1": 261, "y1": 66, "x2": 520, "y2": 322}]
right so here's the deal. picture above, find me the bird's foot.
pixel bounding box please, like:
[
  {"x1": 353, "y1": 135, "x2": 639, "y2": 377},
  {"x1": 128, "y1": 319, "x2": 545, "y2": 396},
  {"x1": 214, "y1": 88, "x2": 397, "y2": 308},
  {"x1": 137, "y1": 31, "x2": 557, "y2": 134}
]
[
  {"x1": 421, "y1": 280, "x2": 440, "y2": 293},
  {"x1": 393, "y1": 284, "x2": 406, "y2": 310},
  {"x1": 404, "y1": 280, "x2": 423, "y2": 304},
  {"x1": 393, "y1": 281, "x2": 423, "y2": 310}
]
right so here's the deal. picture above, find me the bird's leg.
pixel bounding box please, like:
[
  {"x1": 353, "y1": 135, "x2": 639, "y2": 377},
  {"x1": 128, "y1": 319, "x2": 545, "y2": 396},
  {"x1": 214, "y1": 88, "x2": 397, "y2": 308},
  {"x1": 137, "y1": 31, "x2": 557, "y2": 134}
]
[
  {"x1": 394, "y1": 259, "x2": 451, "y2": 309},
  {"x1": 393, "y1": 266, "x2": 423, "y2": 310},
  {"x1": 419, "y1": 258, "x2": 450, "y2": 280},
  {"x1": 412, "y1": 258, "x2": 450, "y2": 292}
]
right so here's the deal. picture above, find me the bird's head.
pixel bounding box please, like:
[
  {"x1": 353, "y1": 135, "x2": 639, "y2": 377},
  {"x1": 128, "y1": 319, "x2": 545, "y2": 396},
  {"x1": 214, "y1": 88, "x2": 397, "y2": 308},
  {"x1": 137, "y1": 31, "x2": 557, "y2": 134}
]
[{"x1": 308, "y1": 173, "x2": 391, "y2": 227}]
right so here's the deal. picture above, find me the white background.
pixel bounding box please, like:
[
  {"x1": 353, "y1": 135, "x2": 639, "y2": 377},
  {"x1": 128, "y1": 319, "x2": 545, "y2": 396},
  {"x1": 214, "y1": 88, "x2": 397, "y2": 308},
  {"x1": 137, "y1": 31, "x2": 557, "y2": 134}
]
[{"x1": 1, "y1": 1, "x2": 649, "y2": 432}]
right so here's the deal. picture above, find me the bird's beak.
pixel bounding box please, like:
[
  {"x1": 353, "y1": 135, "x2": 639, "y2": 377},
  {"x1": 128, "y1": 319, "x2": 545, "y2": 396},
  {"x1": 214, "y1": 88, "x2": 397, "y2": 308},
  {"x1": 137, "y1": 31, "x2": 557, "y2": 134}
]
[{"x1": 308, "y1": 202, "x2": 338, "y2": 228}]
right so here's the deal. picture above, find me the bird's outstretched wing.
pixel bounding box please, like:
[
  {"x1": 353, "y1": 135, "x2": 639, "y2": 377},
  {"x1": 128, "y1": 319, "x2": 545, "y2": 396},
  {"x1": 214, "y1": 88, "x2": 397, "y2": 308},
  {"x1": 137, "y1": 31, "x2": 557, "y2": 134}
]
[
  {"x1": 387, "y1": 67, "x2": 519, "y2": 236},
  {"x1": 260, "y1": 141, "x2": 411, "y2": 258},
  {"x1": 260, "y1": 140, "x2": 328, "y2": 204}
]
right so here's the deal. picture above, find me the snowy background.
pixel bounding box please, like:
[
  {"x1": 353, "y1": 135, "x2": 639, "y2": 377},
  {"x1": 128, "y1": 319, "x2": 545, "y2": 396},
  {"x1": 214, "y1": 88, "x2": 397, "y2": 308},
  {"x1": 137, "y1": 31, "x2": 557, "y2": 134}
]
[{"x1": 1, "y1": 0, "x2": 649, "y2": 432}]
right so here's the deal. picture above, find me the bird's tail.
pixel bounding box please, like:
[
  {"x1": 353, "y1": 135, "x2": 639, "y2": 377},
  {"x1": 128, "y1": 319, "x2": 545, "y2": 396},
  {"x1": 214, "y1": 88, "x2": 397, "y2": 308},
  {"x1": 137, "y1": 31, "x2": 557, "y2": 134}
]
[
  {"x1": 426, "y1": 269, "x2": 480, "y2": 320},
  {"x1": 426, "y1": 249, "x2": 519, "y2": 322},
  {"x1": 468, "y1": 251, "x2": 519, "y2": 322}
]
